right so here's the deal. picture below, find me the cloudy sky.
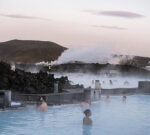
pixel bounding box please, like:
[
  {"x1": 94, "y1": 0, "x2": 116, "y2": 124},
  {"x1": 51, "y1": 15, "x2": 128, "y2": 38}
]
[{"x1": 0, "y1": 0, "x2": 150, "y2": 57}]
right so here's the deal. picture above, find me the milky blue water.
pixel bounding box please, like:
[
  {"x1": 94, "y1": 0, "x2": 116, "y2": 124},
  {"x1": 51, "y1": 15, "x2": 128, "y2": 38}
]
[{"x1": 0, "y1": 95, "x2": 150, "y2": 135}]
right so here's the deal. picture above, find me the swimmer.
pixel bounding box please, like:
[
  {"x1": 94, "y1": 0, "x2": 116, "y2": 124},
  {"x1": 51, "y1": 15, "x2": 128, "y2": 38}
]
[
  {"x1": 103, "y1": 81, "x2": 105, "y2": 84},
  {"x1": 122, "y1": 96, "x2": 127, "y2": 102},
  {"x1": 83, "y1": 109, "x2": 92, "y2": 125},
  {"x1": 109, "y1": 80, "x2": 113, "y2": 85},
  {"x1": 80, "y1": 99, "x2": 91, "y2": 112},
  {"x1": 40, "y1": 97, "x2": 48, "y2": 112},
  {"x1": 124, "y1": 81, "x2": 129, "y2": 86},
  {"x1": 81, "y1": 99, "x2": 91, "y2": 108}
]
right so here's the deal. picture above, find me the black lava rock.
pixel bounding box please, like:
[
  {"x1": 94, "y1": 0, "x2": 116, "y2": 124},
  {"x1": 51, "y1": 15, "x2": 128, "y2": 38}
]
[{"x1": 0, "y1": 61, "x2": 70, "y2": 94}]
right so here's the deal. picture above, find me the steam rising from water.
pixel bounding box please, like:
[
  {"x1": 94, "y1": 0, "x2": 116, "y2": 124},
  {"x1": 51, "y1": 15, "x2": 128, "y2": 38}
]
[
  {"x1": 54, "y1": 73, "x2": 150, "y2": 89},
  {"x1": 51, "y1": 45, "x2": 116, "y2": 65},
  {"x1": 36, "y1": 45, "x2": 134, "y2": 66}
]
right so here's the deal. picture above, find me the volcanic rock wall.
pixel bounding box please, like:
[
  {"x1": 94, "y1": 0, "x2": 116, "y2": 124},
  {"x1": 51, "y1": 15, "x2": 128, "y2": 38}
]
[{"x1": 0, "y1": 62, "x2": 69, "y2": 94}]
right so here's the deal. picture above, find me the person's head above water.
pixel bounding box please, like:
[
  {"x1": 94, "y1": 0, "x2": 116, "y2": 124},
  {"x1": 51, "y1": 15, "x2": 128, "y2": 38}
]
[
  {"x1": 40, "y1": 96, "x2": 46, "y2": 102},
  {"x1": 84, "y1": 109, "x2": 92, "y2": 117},
  {"x1": 83, "y1": 109, "x2": 92, "y2": 125}
]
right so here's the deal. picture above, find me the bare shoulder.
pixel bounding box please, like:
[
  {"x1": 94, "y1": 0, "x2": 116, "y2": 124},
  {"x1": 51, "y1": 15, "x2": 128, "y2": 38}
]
[{"x1": 83, "y1": 117, "x2": 92, "y2": 125}]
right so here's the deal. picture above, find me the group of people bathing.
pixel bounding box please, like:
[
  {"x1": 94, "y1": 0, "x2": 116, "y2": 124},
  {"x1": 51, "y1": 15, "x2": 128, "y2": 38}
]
[
  {"x1": 96, "y1": 80, "x2": 130, "y2": 86},
  {"x1": 36, "y1": 96, "x2": 92, "y2": 125},
  {"x1": 36, "y1": 95, "x2": 127, "y2": 126}
]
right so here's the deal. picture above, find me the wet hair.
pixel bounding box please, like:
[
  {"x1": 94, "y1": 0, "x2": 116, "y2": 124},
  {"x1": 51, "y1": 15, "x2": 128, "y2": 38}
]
[
  {"x1": 84, "y1": 109, "x2": 91, "y2": 116},
  {"x1": 40, "y1": 96, "x2": 46, "y2": 102}
]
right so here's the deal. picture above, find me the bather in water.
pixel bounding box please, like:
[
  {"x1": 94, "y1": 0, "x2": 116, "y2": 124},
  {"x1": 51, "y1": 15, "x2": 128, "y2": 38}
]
[
  {"x1": 124, "y1": 81, "x2": 129, "y2": 86},
  {"x1": 83, "y1": 109, "x2": 92, "y2": 125},
  {"x1": 109, "y1": 80, "x2": 113, "y2": 85},
  {"x1": 122, "y1": 96, "x2": 127, "y2": 102},
  {"x1": 80, "y1": 99, "x2": 91, "y2": 112},
  {"x1": 40, "y1": 97, "x2": 48, "y2": 112}
]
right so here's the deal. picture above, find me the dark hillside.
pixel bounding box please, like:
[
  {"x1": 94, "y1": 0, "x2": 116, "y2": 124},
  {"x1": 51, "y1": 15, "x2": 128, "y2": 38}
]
[{"x1": 0, "y1": 39, "x2": 67, "y2": 63}]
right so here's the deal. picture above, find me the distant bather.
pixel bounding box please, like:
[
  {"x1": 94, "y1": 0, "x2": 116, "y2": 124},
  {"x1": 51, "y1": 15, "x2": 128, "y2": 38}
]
[
  {"x1": 109, "y1": 80, "x2": 113, "y2": 85},
  {"x1": 124, "y1": 81, "x2": 129, "y2": 86},
  {"x1": 122, "y1": 96, "x2": 127, "y2": 102},
  {"x1": 83, "y1": 109, "x2": 92, "y2": 125},
  {"x1": 81, "y1": 99, "x2": 91, "y2": 111}
]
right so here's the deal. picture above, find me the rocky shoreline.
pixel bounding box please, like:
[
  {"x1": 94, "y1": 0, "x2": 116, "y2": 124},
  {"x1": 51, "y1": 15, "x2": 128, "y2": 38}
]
[{"x1": 0, "y1": 62, "x2": 83, "y2": 94}]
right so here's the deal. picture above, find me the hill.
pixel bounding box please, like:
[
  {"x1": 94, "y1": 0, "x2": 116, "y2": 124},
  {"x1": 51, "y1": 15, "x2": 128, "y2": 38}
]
[{"x1": 0, "y1": 39, "x2": 67, "y2": 63}]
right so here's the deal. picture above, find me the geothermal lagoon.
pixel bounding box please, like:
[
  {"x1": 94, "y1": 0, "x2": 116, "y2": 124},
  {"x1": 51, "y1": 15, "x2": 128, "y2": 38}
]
[
  {"x1": 1, "y1": 95, "x2": 150, "y2": 135},
  {"x1": 1, "y1": 0, "x2": 150, "y2": 134},
  {"x1": 1, "y1": 60, "x2": 150, "y2": 135}
]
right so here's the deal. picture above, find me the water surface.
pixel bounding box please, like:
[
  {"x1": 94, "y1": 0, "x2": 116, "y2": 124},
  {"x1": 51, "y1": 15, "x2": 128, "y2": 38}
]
[{"x1": 0, "y1": 95, "x2": 150, "y2": 135}]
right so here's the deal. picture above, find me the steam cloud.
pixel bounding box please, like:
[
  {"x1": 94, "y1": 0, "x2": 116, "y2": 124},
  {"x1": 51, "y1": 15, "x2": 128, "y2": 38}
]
[
  {"x1": 36, "y1": 45, "x2": 134, "y2": 66},
  {"x1": 51, "y1": 45, "x2": 119, "y2": 65}
]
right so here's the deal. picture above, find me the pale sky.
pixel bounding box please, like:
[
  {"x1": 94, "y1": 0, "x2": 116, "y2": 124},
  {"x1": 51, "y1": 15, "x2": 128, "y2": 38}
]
[{"x1": 0, "y1": 0, "x2": 150, "y2": 57}]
